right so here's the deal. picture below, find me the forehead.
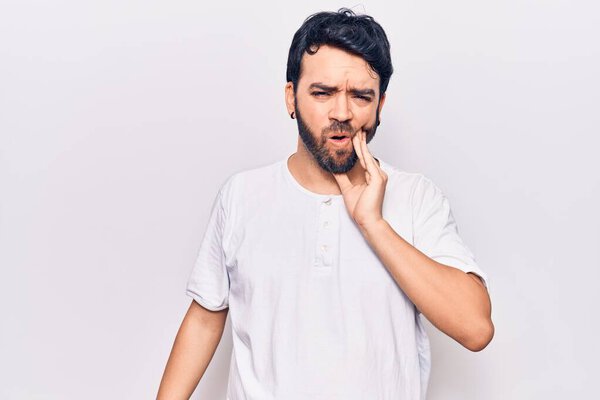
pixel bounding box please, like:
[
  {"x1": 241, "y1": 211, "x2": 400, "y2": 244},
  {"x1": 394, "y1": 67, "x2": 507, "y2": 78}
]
[{"x1": 299, "y1": 45, "x2": 380, "y2": 90}]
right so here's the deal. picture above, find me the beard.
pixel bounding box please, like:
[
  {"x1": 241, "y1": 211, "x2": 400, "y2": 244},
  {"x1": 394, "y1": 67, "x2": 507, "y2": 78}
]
[{"x1": 294, "y1": 99, "x2": 381, "y2": 174}]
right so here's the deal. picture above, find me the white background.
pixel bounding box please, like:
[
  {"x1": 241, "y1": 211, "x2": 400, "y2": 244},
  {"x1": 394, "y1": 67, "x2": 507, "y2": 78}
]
[{"x1": 1, "y1": 0, "x2": 598, "y2": 399}]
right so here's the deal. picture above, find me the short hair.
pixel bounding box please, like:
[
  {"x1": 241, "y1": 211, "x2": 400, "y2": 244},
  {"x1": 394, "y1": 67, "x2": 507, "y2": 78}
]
[{"x1": 286, "y1": 8, "x2": 393, "y2": 99}]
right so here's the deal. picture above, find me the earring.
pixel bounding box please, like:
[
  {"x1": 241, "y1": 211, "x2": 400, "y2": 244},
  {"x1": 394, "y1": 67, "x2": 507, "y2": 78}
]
[
  {"x1": 290, "y1": 111, "x2": 295, "y2": 119},
  {"x1": 377, "y1": 120, "x2": 380, "y2": 126}
]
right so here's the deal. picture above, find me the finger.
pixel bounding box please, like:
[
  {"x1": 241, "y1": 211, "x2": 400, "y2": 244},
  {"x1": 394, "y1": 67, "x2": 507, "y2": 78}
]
[
  {"x1": 359, "y1": 131, "x2": 380, "y2": 179},
  {"x1": 360, "y1": 131, "x2": 386, "y2": 180},
  {"x1": 353, "y1": 130, "x2": 366, "y2": 170}
]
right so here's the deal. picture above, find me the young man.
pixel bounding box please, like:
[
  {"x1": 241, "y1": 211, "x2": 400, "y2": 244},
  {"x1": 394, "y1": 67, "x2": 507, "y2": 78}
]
[{"x1": 158, "y1": 8, "x2": 494, "y2": 400}]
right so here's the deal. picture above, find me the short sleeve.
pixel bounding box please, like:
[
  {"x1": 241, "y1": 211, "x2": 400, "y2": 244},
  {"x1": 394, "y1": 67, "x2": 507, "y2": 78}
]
[
  {"x1": 185, "y1": 185, "x2": 230, "y2": 311},
  {"x1": 412, "y1": 175, "x2": 489, "y2": 296}
]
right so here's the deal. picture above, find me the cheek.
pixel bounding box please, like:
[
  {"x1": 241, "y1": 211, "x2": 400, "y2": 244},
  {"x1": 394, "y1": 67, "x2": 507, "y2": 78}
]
[
  {"x1": 358, "y1": 110, "x2": 377, "y2": 129},
  {"x1": 305, "y1": 108, "x2": 330, "y2": 131}
]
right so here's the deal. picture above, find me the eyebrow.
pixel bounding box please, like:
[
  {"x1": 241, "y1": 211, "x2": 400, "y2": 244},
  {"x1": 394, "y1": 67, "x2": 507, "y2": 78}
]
[{"x1": 308, "y1": 82, "x2": 376, "y2": 97}]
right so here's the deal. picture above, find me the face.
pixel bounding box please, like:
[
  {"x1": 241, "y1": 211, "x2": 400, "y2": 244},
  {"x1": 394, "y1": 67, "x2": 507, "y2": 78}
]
[{"x1": 287, "y1": 45, "x2": 386, "y2": 174}]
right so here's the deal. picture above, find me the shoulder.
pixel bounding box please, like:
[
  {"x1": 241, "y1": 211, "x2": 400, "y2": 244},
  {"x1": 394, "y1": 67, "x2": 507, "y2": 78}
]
[
  {"x1": 378, "y1": 159, "x2": 446, "y2": 212},
  {"x1": 378, "y1": 158, "x2": 430, "y2": 198},
  {"x1": 218, "y1": 159, "x2": 283, "y2": 204}
]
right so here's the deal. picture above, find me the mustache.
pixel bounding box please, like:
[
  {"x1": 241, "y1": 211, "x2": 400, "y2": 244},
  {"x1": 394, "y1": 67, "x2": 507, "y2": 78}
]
[{"x1": 323, "y1": 121, "x2": 354, "y2": 135}]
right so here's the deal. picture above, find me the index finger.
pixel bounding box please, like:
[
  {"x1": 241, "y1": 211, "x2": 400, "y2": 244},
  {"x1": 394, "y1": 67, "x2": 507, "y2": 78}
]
[{"x1": 353, "y1": 129, "x2": 366, "y2": 170}]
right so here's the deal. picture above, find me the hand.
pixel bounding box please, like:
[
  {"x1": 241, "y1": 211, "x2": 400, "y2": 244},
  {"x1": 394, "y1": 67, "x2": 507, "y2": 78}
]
[{"x1": 332, "y1": 130, "x2": 388, "y2": 230}]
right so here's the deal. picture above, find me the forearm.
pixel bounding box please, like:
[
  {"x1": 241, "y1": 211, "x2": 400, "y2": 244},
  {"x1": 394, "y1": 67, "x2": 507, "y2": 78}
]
[
  {"x1": 359, "y1": 219, "x2": 493, "y2": 351},
  {"x1": 157, "y1": 306, "x2": 227, "y2": 399}
]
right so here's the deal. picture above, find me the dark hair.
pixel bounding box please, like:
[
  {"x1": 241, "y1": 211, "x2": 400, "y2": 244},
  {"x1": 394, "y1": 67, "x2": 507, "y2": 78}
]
[{"x1": 286, "y1": 8, "x2": 393, "y2": 99}]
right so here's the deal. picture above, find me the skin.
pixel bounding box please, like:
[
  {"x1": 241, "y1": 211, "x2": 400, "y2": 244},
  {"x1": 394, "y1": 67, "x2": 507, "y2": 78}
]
[
  {"x1": 285, "y1": 45, "x2": 494, "y2": 351},
  {"x1": 285, "y1": 45, "x2": 385, "y2": 195},
  {"x1": 156, "y1": 301, "x2": 227, "y2": 399}
]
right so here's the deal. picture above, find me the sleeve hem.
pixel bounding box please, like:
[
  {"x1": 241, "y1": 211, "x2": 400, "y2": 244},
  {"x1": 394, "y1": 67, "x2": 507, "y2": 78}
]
[
  {"x1": 186, "y1": 289, "x2": 229, "y2": 311},
  {"x1": 433, "y1": 256, "x2": 490, "y2": 290}
]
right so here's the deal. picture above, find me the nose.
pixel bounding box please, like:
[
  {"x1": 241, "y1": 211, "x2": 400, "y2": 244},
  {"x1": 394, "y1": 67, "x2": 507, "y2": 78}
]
[{"x1": 328, "y1": 93, "x2": 353, "y2": 123}]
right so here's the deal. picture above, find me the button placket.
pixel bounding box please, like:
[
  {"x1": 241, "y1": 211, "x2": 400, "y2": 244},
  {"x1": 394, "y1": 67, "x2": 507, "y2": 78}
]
[{"x1": 314, "y1": 197, "x2": 339, "y2": 268}]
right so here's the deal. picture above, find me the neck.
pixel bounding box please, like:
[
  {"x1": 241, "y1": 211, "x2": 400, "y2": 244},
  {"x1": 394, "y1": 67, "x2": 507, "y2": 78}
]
[{"x1": 287, "y1": 138, "x2": 375, "y2": 195}]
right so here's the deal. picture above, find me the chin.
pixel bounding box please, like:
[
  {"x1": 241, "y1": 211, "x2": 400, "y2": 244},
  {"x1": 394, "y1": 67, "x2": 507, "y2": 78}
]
[{"x1": 317, "y1": 152, "x2": 358, "y2": 174}]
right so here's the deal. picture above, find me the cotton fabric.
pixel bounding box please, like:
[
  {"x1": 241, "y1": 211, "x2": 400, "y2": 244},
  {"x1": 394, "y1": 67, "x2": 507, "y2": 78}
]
[{"x1": 186, "y1": 154, "x2": 489, "y2": 400}]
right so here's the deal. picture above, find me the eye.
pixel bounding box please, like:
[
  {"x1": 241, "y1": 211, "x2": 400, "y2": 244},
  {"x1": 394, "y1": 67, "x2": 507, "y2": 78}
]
[
  {"x1": 355, "y1": 95, "x2": 372, "y2": 102},
  {"x1": 311, "y1": 91, "x2": 330, "y2": 97}
]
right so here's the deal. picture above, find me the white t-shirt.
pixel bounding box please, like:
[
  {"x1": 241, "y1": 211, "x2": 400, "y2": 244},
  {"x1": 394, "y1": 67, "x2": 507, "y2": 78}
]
[{"x1": 186, "y1": 154, "x2": 489, "y2": 400}]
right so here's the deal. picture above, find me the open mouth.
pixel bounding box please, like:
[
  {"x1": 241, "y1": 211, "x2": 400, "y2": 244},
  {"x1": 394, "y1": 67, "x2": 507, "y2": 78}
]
[
  {"x1": 329, "y1": 135, "x2": 350, "y2": 145},
  {"x1": 329, "y1": 132, "x2": 351, "y2": 145}
]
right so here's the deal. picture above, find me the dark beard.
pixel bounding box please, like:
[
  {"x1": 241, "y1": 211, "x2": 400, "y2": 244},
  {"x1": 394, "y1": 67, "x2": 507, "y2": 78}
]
[{"x1": 294, "y1": 98, "x2": 380, "y2": 174}]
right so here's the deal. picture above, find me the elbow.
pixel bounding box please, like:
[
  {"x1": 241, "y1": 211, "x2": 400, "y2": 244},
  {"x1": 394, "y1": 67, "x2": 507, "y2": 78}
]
[{"x1": 464, "y1": 320, "x2": 495, "y2": 352}]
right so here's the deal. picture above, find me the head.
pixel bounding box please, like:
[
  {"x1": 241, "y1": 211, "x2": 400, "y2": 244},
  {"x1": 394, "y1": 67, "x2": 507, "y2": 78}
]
[{"x1": 285, "y1": 8, "x2": 393, "y2": 173}]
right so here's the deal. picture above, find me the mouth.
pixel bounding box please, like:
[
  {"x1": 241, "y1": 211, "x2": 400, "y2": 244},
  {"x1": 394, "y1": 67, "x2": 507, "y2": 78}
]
[
  {"x1": 328, "y1": 132, "x2": 352, "y2": 145},
  {"x1": 329, "y1": 137, "x2": 350, "y2": 146}
]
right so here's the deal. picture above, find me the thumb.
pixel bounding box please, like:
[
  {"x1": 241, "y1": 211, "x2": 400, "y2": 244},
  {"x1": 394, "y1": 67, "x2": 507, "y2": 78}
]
[{"x1": 332, "y1": 172, "x2": 352, "y2": 192}]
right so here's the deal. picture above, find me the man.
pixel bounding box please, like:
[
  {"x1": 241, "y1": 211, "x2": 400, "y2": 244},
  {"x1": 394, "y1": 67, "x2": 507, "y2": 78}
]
[{"x1": 157, "y1": 8, "x2": 494, "y2": 400}]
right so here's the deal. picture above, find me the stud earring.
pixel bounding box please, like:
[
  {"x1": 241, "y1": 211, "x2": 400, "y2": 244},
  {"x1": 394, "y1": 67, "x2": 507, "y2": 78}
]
[{"x1": 290, "y1": 111, "x2": 295, "y2": 119}]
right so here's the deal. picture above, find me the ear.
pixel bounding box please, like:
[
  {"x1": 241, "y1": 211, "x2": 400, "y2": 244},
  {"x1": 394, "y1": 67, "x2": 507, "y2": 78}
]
[
  {"x1": 285, "y1": 81, "x2": 296, "y2": 115},
  {"x1": 377, "y1": 92, "x2": 386, "y2": 114}
]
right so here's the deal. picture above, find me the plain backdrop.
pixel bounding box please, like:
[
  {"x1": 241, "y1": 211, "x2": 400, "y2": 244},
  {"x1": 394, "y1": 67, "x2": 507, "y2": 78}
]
[{"x1": 1, "y1": 0, "x2": 599, "y2": 399}]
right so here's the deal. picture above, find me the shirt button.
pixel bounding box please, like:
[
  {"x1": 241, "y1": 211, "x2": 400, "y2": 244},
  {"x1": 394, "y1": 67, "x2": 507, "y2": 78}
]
[
  {"x1": 321, "y1": 244, "x2": 328, "y2": 252},
  {"x1": 323, "y1": 221, "x2": 329, "y2": 228}
]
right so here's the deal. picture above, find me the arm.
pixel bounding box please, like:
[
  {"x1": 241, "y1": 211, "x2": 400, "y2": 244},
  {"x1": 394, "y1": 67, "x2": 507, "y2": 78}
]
[
  {"x1": 156, "y1": 300, "x2": 229, "y2": 400},
  {"x1": 359, "y1": 219, "x2": 494, "y2": 352},
  {"x1": 332, "y1": 131, "x2": 493, "y2": 352}
]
